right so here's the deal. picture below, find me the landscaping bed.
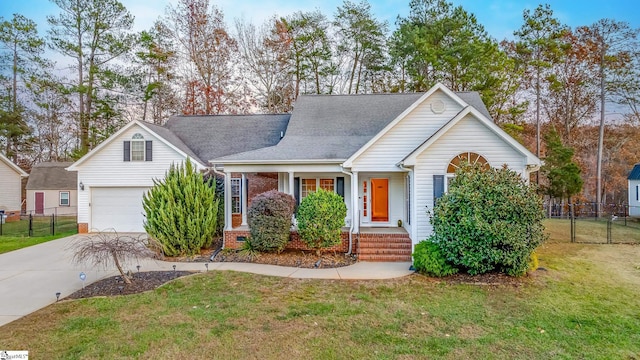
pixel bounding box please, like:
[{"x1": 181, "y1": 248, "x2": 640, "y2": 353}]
[{"x1": 65, "y1": 271, "x2": 195, "y2": 299}]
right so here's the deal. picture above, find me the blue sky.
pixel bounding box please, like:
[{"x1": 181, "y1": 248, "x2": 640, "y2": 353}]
[{"x1": 1, "y1": 0, "x2": 639, "y2": 41}]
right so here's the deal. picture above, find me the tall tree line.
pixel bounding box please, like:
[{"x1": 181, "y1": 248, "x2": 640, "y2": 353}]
[{"x1": 1, "y1": 0, "x2": 639, "y2": 210}]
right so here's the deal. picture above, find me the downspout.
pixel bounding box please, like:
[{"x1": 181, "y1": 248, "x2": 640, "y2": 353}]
[{"x1": 340, "y1": 167, "x2": 355, "y2": 256}]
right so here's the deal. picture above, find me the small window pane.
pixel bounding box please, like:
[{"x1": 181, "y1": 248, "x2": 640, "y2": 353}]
[
  {"x1": 301, "y1": 179, "x2": 317, "y2": 199},
  {"x1": 231, "y1": 178, "x2": 241, "y2": 214},
  {"x1": 319, "y1": 179, "x2": 334, "y2": 192},
  {"x1": 131, "y1": 140, "x2": 145, "y2": 161},
  {"x1": 60, "y1": 192, "x2": 70, "y2": 206}
]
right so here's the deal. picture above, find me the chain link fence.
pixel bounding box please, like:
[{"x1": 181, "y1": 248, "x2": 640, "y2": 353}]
[
  {"x1": 544, "y1": 203, "x2": 640, "y2": 244},
  {"x1": 0, "y1": 207, "x2": 77, "y2": 237}
]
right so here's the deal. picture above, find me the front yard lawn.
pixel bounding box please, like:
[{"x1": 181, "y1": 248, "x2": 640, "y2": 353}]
[{"x1": 1, "y1": 222, "x2": 639, "y2": 358}]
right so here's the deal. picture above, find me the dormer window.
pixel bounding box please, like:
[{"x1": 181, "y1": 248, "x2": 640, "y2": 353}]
[{"x1": 124, "y1": 133, "x2": 152, "y2": 162}]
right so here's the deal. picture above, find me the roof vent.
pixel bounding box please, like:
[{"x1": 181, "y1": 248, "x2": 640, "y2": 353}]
[
  {"x1": 431, "y1": 100, "x2": 446, "y2": 114},
  {"x1": 280, "y1": 131, "x2": 284, "y2": 139}
]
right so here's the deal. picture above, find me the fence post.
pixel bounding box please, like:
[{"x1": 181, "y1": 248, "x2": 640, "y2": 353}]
[
  {"x1": 607, "y1": 217, "x2": 612, "y2": 244},
  {"x1": 570, "y1": 203, "x2": 575, "y2": 243},
  {"x1": 29, "y1": 214, "x2": 33, "y2": 237},
  {"x1": 51, "y1": 214, "x2": 55, "y2": 236}
]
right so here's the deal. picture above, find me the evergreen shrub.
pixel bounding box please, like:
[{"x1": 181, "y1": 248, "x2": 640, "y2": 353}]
[
  {"x1": 412, "y1": 240, "x2": 458, "y2": 277},
  {"x1": 247, "y1": 190, "x2": 295, "y2": 252},
  {"x1": 297, "y1": 188, "x2": 347, "y2": 255},
  {"x1": 143, "y1": 160, "x2": 219, "y2": 257}
]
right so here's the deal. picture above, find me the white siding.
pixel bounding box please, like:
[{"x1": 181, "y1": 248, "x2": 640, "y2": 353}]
[
  {"x1": 74, "y1": 125, "x2": 189, "y2": 225},
  {"x1": 26, "y1": 190, "x2": 77, "y2": 215},
  {"x1": 630, "y1": 180, "x2": 640, "y2": 217},
  {"x1": 352, "y1": 90, "x2": 463, "y2": 171},
  {"x1": 0, "y1": 161, "x2": 22, "y2": 211},
  {"x1": 414, "y1": 114, "x2": 528, "y2": 242}
]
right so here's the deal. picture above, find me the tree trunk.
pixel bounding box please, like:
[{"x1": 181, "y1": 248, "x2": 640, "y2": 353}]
[
  {"x1": 596, "y1": 42, "x2": 605, "y2": 219},
  {"x1": 111, "y1": 250, "x2": 131, "y2": 284}
]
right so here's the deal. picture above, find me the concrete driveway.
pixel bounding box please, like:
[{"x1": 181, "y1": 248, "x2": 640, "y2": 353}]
[{"x1": 0, "y1": 234, "x2": 413, "y2": 327}]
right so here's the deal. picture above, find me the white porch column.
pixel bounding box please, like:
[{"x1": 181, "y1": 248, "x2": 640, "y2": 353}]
[
  {"x1": 224, "y1": 171, "x2": 232, "y2": 230},
  {"x1": 288, "y1": 171, "x2": 295, "y2": 196},
  {"x1": 241, "y1": 173, "x2": 248, "y2": 225},
  {"x1": 352, "y1": 171, "x2": 359, "y2": 233}
]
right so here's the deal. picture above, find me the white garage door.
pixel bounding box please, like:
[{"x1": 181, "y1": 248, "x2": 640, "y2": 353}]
[{"x1": 91, "y1": 187, "x2": 150, "y2": 232}]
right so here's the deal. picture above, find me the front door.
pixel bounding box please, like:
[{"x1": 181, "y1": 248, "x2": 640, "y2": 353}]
[
  {"x1": 371, "y1": 178, "x2": 389, "y2": 222},
  {"x1": 35, "y1": 192, "x2": 44, "y2": 215}
]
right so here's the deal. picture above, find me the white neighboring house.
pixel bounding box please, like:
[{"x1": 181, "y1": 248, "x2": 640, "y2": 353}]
[
  {"x1": 0, "y1": 152, "x2": 28, "y2": 221},
  {"x1": 66, "y1": 121, "x2": 207, "y2": 233},
  {"x1": 26, "y1": 162, "x2": 77, "y2": 216},
  {"x1": 629, "y1": 164, "x2": 640, "y2": 217}
]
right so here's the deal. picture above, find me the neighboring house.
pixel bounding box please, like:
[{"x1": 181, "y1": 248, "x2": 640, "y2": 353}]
[
  {"x1": 0, "y1": 153, "x2": 28, "y2": 221},
  {"x1": 69, "y1": 83, "x2": 541, "y2": 261},
  {"x1": 629, "y1": 164, "x2": 640, "y2": 217},
  {"x1": 26, "y1": 162, "x2": 78, "y2": 216}
]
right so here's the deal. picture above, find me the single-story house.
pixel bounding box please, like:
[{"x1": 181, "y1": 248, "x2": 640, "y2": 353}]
[
  {"x1": 68, "y1": 83, "x2": 541, "y2": 260},
  {"x1": 629, "y1": 163, "x2": 640, "y2": 217},
  {"x1": 0, "y1": 152, "x2": 28, "y2": 221},
  {"x1": 26, "y1": 162, "x2": 77, "y2": 216}
]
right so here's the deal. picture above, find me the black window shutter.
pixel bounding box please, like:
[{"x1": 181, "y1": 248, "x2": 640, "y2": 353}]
[
  {"x1": 123, "y1": 141, "x2": 130, "y2": 162},
  {"x1": 336, "y1": 177, "x2": 345, "y2": 198},
  {"x1": 145, "y1": 141, "x2": 152, "y2": 161},
  {"x1": 294, "y1": 177, "x2": 300, "y2": 206},
  {"x1": 433, "y1": 175, "x2": 445, "y2": 207}
]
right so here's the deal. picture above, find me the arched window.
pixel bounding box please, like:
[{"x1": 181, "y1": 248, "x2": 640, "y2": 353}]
[{"x1": 447, "y1": 152, "x2": 490, "y2": 174}]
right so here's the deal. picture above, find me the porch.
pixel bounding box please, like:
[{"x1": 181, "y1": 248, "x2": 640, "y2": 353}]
[{"x1": 223, "y1": 226, "x2": 412, "y2": 262}]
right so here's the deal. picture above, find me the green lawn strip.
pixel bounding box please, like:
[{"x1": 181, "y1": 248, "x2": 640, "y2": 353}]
[
  {"x1": 1, "y1": 221, "x2": 639, "y2": 358},
  {"x1": 0, "y1": 230, "x2": 77, "y2": 254}
]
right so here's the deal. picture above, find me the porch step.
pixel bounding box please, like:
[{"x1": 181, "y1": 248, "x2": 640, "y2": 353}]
[{"x1": 358, "y1": 233, "x2": 412, "y2": 262}]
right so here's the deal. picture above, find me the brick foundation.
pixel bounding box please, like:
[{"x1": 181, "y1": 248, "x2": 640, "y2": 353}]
[
  {"x1": 78, "y1": 223, "x2": 88, "y2": 233},
  {"x1": 224, "y1": 228, "x2": 356, "y2": 254}
]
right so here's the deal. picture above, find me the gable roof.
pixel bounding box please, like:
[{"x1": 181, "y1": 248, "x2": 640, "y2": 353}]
[
  {"x1": 164, "y1": 114, "x2": 290, "y2": 162},
  {"x1": 67, "y1": 120, "x2": 208, "y2": 170},
  {"x1": 0, "y1": 153, "x2": 28, "y2": 176},
  {"x1": 26, "y1": 162, "x2": 76, "y2": 190},
  {"x1": 401, "y1": 106, "x2": 540, "y2": 167},
  {"x1": 213, "y1": 92, "x2": 425, "y2": 163},
  {"x1": 629, "y1": 164, "x2": 640, "y2": 180}
]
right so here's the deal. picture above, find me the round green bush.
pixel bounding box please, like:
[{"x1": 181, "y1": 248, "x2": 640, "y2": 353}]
[
  {"x1": 296, "y1": 188, "x2": 347, "y2": 255},
  {"x1": 143, "y1": 160, "x2": 219, "y2": 257},
  {"x1": 413, "y1": 240, "x2": 459, "y2": 277},
  {"x1": 247, "y1": 190, "x2": 295, "y2": 253},
  {"x1": 430, "y1": 164, "x2": 547, "y2": 276}
]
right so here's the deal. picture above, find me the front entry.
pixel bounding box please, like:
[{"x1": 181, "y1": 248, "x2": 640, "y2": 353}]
[{"x1": 371, "y1": 178, "x2": 389, "y2": 222}]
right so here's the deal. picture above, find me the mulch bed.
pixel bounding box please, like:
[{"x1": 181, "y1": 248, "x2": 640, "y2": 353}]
[{"x1": 65, "y1": 271, "x2": 195, "y2": 300}]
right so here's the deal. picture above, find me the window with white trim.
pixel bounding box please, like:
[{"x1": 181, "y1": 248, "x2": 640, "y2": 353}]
[
  {"x1": 59, "y1": 191, "x2": 70, "y2": 206},
  {"x1": 231, "y1": 178, "x2": 241, "y2": 214},
  {"x1": 445, "y1": 152, "x2": 490, "y2": 192},
  {"x1": 131, "y1": 133, "x2": 145, "y2": 161},
  {"x1": 301, "y1": 178, "x2": 335, "y2": 199}
]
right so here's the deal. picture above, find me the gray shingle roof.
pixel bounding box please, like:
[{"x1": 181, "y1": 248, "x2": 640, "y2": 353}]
[
  {"x1": 629, "y1": 164, "x2": 640, "y2": 180},
  {"x1": 164, "y1": 114, "x2": 290, "y2": 164},
  {"x1": 213, "y1": 91, "x2": 490, "y2": 162},
  {"x1": 26, "y1": 162, "x2": 76, "y2": 190},
  {"x1": 142, "y1": 121, "x2": 206, "y2": 165}
]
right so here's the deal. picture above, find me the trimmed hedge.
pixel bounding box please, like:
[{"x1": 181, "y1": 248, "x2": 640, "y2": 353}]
[
  {"x1": 296, "y1": 188, "x2": 347, "y2": 255},
  {"x1": 430, "y1": 164, "x2": 546, "y2": 276},
  {"x1": 247, "y1": 190, "x2": 295, "y2": 253}
]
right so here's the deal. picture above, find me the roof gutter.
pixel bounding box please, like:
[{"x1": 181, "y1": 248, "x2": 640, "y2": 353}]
[{"x1": 340, "y1": 167, "x2": 355, "y2": 256}]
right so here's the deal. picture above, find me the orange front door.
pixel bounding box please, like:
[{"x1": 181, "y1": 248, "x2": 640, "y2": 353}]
[{"x1": 371, "y1": 178, "x2": 389, "y2": 222}]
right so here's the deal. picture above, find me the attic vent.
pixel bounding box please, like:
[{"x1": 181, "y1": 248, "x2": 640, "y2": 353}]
[{"x1": 431, "y1": 100, "x2": 446, "y2": 114}]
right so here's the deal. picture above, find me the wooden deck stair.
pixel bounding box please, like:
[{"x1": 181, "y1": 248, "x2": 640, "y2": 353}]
[{"x1": 357, "y1": 232, "x2": 412, "y2": 262}]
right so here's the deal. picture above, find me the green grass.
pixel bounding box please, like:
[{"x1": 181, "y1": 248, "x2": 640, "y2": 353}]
[
  {"x1": 1, "y1": 223, "x2": 639, "y2": 359},
  {"x1": 0, "y1": 230, "x2": 77, "y2": 254}
]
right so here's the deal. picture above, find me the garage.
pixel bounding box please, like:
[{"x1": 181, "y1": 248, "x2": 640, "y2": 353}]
[{"x1": 91, "y1": 187, "x2": 150, "y2": 232}]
